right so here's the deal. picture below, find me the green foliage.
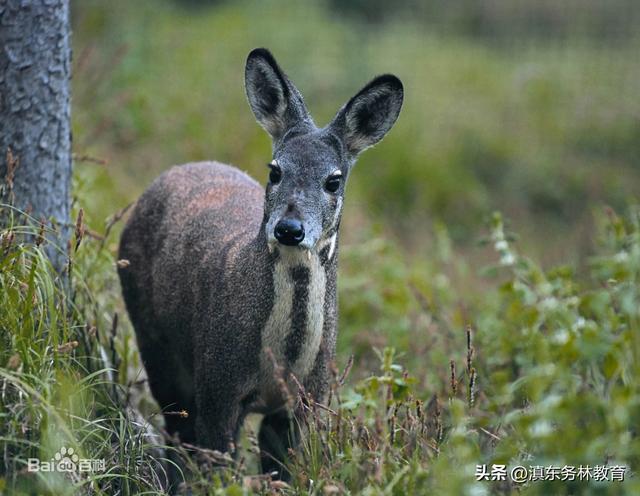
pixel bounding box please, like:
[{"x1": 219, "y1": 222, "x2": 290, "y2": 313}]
[
  {"x1": 285, "y1": 207, "x2": 640, "y2": 495},
  {"x1": 2, "y1": 200, "x2": 638, "y2": 494},
  {"x1": 70, "y1": 0, "x2": 640, "y2": 259},
  {"x1": 472, "y1": 209, "x2": 640, "y2": 494},
  {"x1": 0, "y1": 204, "x2": 168, "y2": 495}
]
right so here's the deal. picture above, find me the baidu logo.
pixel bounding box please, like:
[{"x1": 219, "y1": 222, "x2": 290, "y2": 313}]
[{"x1": 27, "y1": 446, "x2": 105, "y2": 473}]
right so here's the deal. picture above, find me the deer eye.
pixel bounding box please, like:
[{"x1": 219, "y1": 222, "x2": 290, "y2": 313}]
[
  {"x1": 325, "y1": 173, "x2": 341, "y2": 193},
  {"x1": 268, "y1": 163, "x2": 282, "y2": 185}
]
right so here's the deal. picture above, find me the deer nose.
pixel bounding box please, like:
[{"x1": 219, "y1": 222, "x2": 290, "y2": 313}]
[{"x1": 274, "y1": 218, "x2": 305, "y2": 246}]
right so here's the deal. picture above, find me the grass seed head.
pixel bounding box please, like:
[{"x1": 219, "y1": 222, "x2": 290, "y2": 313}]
[
  {"x1": 116, "y1": 259, "x2": 131, "y2": 269},
  {"x1": 74, "y1": 208, "x2": 85, "y2": 252},
  {"x1": 450, "y1": 359, "x2": 457, "y2": 396}
]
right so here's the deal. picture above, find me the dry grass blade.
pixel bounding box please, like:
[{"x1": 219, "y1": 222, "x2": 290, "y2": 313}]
[
  {"x1": 100, "y1": 202, "x2": 134, "y2": 249},
  {"x1": 266, "y1": 347, "x2": 294, "y2": 409},
  {"x1": 57, "y1": 341, "x2": 79, "y2": 354},
  {"x1": 74, "y1": 208, "x2": 85, "y2": 252},
  {"x1": 338, "y1": 354, "x2": 354, "y2": 386},
  {"x1": 164, "y1": 410, "x2": 189, "y2": 418},
  {"x1": 4, "y1": 147, "x2": 19, "y2": 192},
  {"x1": 116, "y1": 259, "x2": 130, "y2": 268},
  {"x1": 72, "y1": 153, "x2": 108, "y2": 166},
  {"x1": 466, "y1": 324, "x2": 474, "y2": 374},
  {"x1": 449, "y1": 359, "x2": 457, "y2": 396},
  {"x1": 35, "y1": 218, "x2": 46, "y2": 247},
  {"x1": 468, "y1": 367, "x2": 477, "y2": 408}
]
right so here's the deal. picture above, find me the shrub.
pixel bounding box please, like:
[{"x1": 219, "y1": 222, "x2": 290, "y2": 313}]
[{"x1": 1, "y1": 198, "x2": 638, "y2": 494}]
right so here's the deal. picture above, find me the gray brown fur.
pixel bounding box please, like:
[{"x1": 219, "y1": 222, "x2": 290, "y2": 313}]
[{"x1": 118, "y1": 48, "x2": 403, "y2": 479}]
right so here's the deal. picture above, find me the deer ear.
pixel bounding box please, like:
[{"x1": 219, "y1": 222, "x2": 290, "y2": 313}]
[
  {"x1": 330, "y1": 74, "x2": 403, "y2": 157},
  {"x1": 245, "y1": 48, "x2": 312, "y2": 141}
]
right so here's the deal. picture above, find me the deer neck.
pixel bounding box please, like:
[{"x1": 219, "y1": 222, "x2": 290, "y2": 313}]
[{"x1": 259, "y1": 231, "x2": 337, "y2": 385}]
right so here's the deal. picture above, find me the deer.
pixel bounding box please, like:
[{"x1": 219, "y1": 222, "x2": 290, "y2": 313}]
[{"x1": 118, "y1": 48, "x2": 403, "y2": 480}]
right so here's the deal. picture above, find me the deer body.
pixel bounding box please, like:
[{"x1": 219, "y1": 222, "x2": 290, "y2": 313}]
[{"x1": 118, "y1": 49, "x2": 402, "y2": 478}]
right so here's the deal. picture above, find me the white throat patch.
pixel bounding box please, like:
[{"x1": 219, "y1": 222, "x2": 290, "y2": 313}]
[{"x1": 259, "y1": 248, "x2": 326, "y2": 408}]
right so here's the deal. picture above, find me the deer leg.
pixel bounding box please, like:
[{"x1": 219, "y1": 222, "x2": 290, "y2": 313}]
[
  {"x1": 258, "y1": 409, "x2": 299, "y2": 480},
  {"x1": 195, "y1": 397, "x2": 244, "y2": 454}
]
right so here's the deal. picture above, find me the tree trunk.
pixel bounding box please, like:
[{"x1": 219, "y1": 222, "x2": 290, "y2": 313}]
[{"x1": 0, "y1": 0, "x2": 72, "y2": 273}]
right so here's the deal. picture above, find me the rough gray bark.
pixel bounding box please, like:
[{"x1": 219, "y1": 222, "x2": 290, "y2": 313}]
[{"x1": 0, "y1": 0, "x2": 72, "y2": 273}]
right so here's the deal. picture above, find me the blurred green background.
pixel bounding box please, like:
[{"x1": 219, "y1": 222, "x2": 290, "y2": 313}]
[{"x1": 71, "y1": 0, "x2": 640, "y2": 267}]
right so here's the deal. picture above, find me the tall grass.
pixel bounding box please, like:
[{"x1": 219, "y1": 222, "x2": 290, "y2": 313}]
[
  {"x1": 0, "y1": 200, "x2": 171, "y2": 495},
  {"x1": 2, "y1": 194, "x2": 638, "y2": 494}
]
